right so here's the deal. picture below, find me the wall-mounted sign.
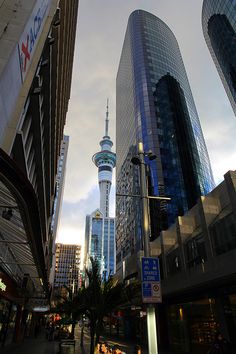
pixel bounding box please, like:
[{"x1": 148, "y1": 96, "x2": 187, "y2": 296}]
[
  {"x1": 18, "y1": 0, "x2": 52, "y2": 82},
  {"x1": 0, "y1": 278, "x2": 7, "y2": 292}
]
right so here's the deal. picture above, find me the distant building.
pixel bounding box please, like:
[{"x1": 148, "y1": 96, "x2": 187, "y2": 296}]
[
  {"x1": 116, "y1": 9, "x2": 214, "y2": 278},
  {"x1": 85, "y1": 209, "x2": 115, "y2": 278},
  {"x1": 85, "y1": 103, "x2": 116, "y2": 277},
  {"x1": 53, "y1": 243, "x2": 82, "y2": 296},
  {"x1": 49, "y1": 135, "x2": 69, "y2": 286},
  {"x1": 202, "y1": 0, "x2": 236, "y2": 115}
]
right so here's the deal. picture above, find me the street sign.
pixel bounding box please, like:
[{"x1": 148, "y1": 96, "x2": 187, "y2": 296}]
[{"x1": 141, "y1": 257, "x2": 162, "y2": 303}]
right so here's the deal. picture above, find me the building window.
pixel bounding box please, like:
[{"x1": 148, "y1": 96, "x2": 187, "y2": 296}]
[{"x1": 209, "y1": 212, "x2": 236, "y2": 255}]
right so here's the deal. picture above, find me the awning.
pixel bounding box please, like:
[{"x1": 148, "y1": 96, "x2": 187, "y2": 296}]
[{"x1": 0, "y1": 148, "x2": 48, "y2": 302}]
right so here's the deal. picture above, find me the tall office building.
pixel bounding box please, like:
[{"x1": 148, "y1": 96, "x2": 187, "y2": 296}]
[
  {"x1": 85, "y1": 104, "x2": 116, "y2": 278},
  {"x1": 85, "y1": 210, "x2": 115, "y2": 279},
  {"x1": 53, "y1": 244, "x2": 82, "y2": 296},
  {"x1": 0, "y1": 0, "x2": 78, "y2": 347},
  {"x1": 116, "y1": 10, "x2": 214, "y2": 276},
  {"x1": 202, "y1": 0, "x2": 236, "y2": 115}
]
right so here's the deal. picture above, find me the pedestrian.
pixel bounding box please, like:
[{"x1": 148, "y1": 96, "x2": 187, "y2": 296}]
[
  {"x1": 107, "y1": 346, "x2": 113, "y2": 353},
  {"x1": 100, "y1": 342, "x2": 109, "y2": 353},
  {"x1": 95, "y1": 342, "x2": 102, "y2": 353},
  {"x1": 112, "y1": 345, "x2": 122, "y2": 354},
  {"x1": 45, "y1": 322, "x2": 50, "y2": 339},
  {"x1": 134, "y1": 344, "x2": 142, "y2": 354},
  {"x1": 48, "y1": 323, "x2": 54, "y2": 341},
  {"x1": 208, "y1": 332, "x2": 230, "y2": 354}
]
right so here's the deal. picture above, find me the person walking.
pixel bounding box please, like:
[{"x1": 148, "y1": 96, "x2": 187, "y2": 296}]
[
  {"x1": 95, "y1": 342, "x2": 102, "y2": 353},
  {"x1": 100, "y1": 342, "x2": 109, "y2": 353},
  {"x1": 112, "y1": 345, "x2": 122, "y2": 354}
]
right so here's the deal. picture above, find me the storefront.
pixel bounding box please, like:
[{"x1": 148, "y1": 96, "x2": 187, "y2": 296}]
[
  {"x1": 167, "y1": 293, "x2": 236, "y2": 353},
  {"x1": 0, "y1": 271, "x2": 19, "y2": 347}
]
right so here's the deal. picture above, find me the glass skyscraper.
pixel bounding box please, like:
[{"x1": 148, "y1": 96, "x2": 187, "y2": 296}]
[
  {"x1": 116, "y1": 10, "x2": 214, "y2": 272},
  {"x1": 202, "y1": 0, "x2": 236, "y2": 115},
  {"x1": 85, "y1": 210, "x2": 115, "y2": 279}
]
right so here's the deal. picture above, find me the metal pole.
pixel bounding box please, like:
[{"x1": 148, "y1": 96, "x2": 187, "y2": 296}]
[{"x1": 138, "y1": 142, "x2": 158, "y2": 354}]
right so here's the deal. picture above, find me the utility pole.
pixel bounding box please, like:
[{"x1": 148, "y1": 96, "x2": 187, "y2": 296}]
[
  {"x1": 126, "y1": 142, "x2": 170, "y2": 353},
  {"x1": 137, "y1": 142, "x2": 158, "y2": 354}
]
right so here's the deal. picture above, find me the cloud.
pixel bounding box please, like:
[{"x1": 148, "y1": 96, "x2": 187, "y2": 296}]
[{"x1": 57, "y1": 186, "x2": 99, "y2": 243}]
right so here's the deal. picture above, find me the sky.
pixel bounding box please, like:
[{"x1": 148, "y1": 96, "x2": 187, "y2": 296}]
[{"x1": 57, "y1": 0, "x2": 236, "y2": 246}]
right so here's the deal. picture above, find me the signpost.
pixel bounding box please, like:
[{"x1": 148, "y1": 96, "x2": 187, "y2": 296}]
[
  {"x1": 130, "y1": 142, "x2": 170, "y2": 354},
  {"x1": 141, "y1": 257, "x2": 162, "y2": 303}
]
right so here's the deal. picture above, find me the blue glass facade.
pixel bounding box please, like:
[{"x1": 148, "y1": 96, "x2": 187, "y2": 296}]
[
  {"x1": 116, "y1": 10, "x2": 214, "y2": 269},
  {"x1": 202, "y1": 0, "x2": 236, "y2": 115},
  {"x1": 91, "y1": 218, "x2": 103, "y2": 263},
  {"x1": 85, "y1": 211, "x2": 115, "y2": 279}
]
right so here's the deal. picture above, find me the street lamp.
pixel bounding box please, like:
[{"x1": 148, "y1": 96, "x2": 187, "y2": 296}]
[{"x1": 131, "y1": 142, "x2": 170, "y2": 354}]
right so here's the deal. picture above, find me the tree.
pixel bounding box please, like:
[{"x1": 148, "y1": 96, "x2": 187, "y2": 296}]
[
  {"x1": 84, "y1": 258, "x2": 126, "y2": 354},
  {"x1": 51, "y1": 259, "x2": 139, "y2": 354},
  {"x1": 51, "y1": 285, "x2": 86, "y2": 339}
]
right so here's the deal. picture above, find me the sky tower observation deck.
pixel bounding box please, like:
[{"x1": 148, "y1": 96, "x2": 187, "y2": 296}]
[{"x1": 92, "y1": 102, "x2": 116, "y2": 218}]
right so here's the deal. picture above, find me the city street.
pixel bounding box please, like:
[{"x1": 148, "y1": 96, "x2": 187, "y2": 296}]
[
  {"x1": 0, "y1": 1, "x2": 236, "y2": 353},
  {"x1": 1, "y1": 324, "x2": 151, "y2": 354}
]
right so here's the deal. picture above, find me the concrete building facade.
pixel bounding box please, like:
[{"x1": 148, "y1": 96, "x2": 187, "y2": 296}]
[
  {"x1": 0, "y1": 0, "x2": 78, "y2": 347},
  {"x1": 153, "y1": 170, "x2": 236, "y2": 352},
  {"x1": 53, "y1": 243, "x2": 82, "y2": 296},
  {"x1": 122, "y1": 170, "x2": 236, "y2": 352},
  {"x1": 49, "y1": 135, "x2": 69, "y2": 286}
]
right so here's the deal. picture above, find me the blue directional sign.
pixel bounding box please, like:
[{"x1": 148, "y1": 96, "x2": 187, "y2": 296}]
[
  {"x1": 141, "y1": 257, "x2": 162, "y2": 303},
  {"x1": 142, "y1": 257, "x2": 160, "y2": 282}
]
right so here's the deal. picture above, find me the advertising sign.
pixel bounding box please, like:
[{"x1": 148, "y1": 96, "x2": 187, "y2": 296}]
[
  {"x1": 141, "y1": 257, "x2": 162, "y2": 303},
  {"x1": 18, "y1": 0, "x2": 51, "y2": 82}
]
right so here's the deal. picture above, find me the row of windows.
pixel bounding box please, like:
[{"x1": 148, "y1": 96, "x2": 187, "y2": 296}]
[{"x1": 165, "y1": 212, "x2": 236, "y2": 276}]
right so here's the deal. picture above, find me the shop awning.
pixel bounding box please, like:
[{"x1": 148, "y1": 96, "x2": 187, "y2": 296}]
[{"x1": 0, "y1": 148, "x2": 48, "y2": 302}]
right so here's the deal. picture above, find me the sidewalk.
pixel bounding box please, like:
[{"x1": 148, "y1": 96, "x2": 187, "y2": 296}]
[
  {"x1": 1, "y1": 326, "x2": 171, "y2": 354},
  {"x1": 1, "y1": 326, "x2": 91, "y2": 354},
  {"x1": 1, "y1": 333, "x2": 59, "y2": 354}
]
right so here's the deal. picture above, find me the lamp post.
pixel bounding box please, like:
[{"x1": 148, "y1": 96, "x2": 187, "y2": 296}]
[
  {"x1": 133, "y1": 142, "x2": 158, "y2": 353},
  {"x1": 131, "y1": 142, "x2": 171, "y2": 354}
]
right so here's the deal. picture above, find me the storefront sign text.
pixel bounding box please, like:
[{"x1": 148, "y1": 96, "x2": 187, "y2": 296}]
[{"x1": 18, "y1": 0, "x2": 51, "y2": 82}]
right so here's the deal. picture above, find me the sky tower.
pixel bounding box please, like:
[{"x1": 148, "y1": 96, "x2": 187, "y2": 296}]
[{"x1": 92, "y1": 101, "x2": 116, "y2": 217}]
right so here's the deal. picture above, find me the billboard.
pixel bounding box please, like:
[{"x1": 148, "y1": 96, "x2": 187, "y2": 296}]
[{"x1": 18, "y1": 0, "x2": 51, "y2": 82}]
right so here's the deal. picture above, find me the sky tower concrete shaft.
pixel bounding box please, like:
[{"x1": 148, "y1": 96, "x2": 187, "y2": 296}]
[{"x1": 92, "y1": 101, "x2": 116, "y2": 217}]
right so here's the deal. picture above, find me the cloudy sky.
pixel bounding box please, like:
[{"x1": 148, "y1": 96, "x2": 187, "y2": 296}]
[{"x1": 57, "y1": 0, "x2": 236, "y2": 247}]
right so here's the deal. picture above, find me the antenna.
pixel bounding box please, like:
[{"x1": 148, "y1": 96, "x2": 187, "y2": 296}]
[{"x1": 105, "y1": 98, "x2": 109, "y2": 137}]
